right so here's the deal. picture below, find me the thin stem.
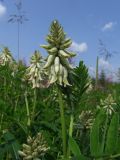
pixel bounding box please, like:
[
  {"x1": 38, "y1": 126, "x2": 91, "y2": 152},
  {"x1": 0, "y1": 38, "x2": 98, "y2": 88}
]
[
  {"x1": 0, "y1": 113, "x2": 3, "y2": 132},
  {"x1": 67, "y1": 114, "x2": 74, "y2": 159},
  {"x1": 69, "y1": 114, "x2": 74, "y2": 137},
  {"x1": 101, "y1": 113, "x2": 109, "y2": 153},
  {"x1": 58, "y1": 88, "x2": 67, "y2": 159},
  {"x1": 32, "y1": 88, "x2": 37, "y2": 119},
  {"x1": 14, "y1": 96, "x2": 19, "y2": 115},
  {"x1": 110, "y1": 153, "x2": 120, "y2": 159},
  {"x1": 17, "y1": 21, "x2": 20, "y2": 61},
  {"x1": 95, "y1": 56, "x2": 99, "y2": 89},
  {"x1": 4, "y1": 76, "x2": 7, "y2": 101},
  {"x1": 24, "y1": 91, "x2": 31, "y2": 127}
]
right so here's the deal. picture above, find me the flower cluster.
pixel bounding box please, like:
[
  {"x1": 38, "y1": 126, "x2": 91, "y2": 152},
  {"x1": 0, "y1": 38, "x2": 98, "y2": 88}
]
[
  {"x1": 18, "y1": 132, "x2": 49, "y2": 160},
  {"x1": 99, "y1": 94, "x2": 116, "y2": 115},
  {"x1": 25, "y1": 51, "x2": 44, "y2": 88},
  {"x1": 0, "y1": 47, "x2": 14, "y2": 66},
  {"x1": 79, "y1": 110, "x2": 94, "y2": 129},
  {"x1": 41, "y1": 20, "x2": 76, "y2": 87}
]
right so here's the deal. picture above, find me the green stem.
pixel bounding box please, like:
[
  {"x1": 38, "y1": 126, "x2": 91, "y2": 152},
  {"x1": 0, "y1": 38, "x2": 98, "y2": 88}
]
[
  {"x1": 32, "y1": 88, "x2": 37, "y2": 119},
  {"x1": 110, "y1": 153, "x2": 120, "y2": 158},
  {"x1": 14, "y1": 96, "x2": 19, "y2": 115},
  {"x1": 0, "y1": 113, "x2": 3, "y2": 132},
  {"x1": 4, "y1": 76, "x2": 7, "y2": 100},
  {"x1": 101, "y1": 113, "x2": 109, "y2": 153},
  {"x1": 58, "y1": 88, "x2": 67, "y2": 159},
  {"x1": 95, "y1": 56, "x2": 99, "y2": 89},
  {"x1": 24, "y1": 91, "x2": 31, "y2": 127},
  {"x1": 67, "y1": 114, "x2": 74, "y2": 159}
]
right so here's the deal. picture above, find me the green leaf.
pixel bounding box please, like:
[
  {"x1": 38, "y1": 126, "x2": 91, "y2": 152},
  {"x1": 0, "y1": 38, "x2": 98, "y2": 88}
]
[
  {"x1": 90, "y1": 110, "x2": 106, "y2": 157},
  {"x1": 116, "y1": 137, "x2": 120, "y2": 154},
  {"x1": 105, "y1": 113, "x2": 119, "y2": 154},
  {"x1": 3, "y1": 131, "x2": 20, "y2": 160},
  {"x1": 69, "y1": 136, "x2": 88, "y2": 160},
  {"x1": 0, "y1": 143, "x2": 9, "y2": 160}
]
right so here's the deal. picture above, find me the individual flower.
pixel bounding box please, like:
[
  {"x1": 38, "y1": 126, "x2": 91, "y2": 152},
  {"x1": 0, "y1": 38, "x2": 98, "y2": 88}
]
[
  {"x1": 25, "y1": 50, "x2": 44, "y2": 88},
  {"x1": 0, "y1": 47, "x2": 14, "y2": 66},
  {"x1": 18, "y1": 132, "x2": 49, "y2": 160},
  {"x1": 41, "y1": 20, "x2": 76, "y2": 87},
  {"x1": 99, "y1": 94, "x2": 116, "y2": 115}
]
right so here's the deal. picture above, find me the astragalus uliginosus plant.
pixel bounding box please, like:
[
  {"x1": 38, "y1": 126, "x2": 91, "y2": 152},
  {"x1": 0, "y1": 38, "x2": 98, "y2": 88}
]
[
  {"x1": 41, "y1": 20, "x2": 76, "y2": 87},
  {"x1": 18, "y1": 132, "x2": 49, "y2": 160},
  {"x1": 99, "y1": 94, "x2": 117, "y2": 115},
  {"x1": 41, "y1": 20, "x2": 76, "y2": 159},
  {"x1": 0, "y1": 47, "x2": 14, "y2": 66},
  {"x1": 25, "y1": 50, "x2": 44, "y2": 122},
  {"x1": 26, "y1": 50, "x2": 44, "y2": 88}
]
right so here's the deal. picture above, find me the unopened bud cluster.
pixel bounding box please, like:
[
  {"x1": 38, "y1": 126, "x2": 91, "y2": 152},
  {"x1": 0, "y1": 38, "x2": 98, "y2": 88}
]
[
  {"x1": 41, "y1": 20, "x2": 76, "y2": 87},
  {"x1": 18, "y1": 132, "x2": 49, "y2": 160},
  {"x1": 0, "y1": 47, "x2": 14, "y2": 66},
  {"x1": 26, "y1": 51, "x2": 44, "y2": 88}
]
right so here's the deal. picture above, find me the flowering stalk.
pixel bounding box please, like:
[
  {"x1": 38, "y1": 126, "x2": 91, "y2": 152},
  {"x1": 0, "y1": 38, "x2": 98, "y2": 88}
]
[
  {"x1": 25, "y1": 51, "x2": 44, "y2": 119},
  {"x1": 41, "y1": 20, "x2": 76, "y2": 87},
  {"x1": 41, "y1": 20, "x2": 76, "y2": 159},
  {"x1": 25, "y1": 51, "x2": 43, "y2": 89},
  {"x1": 97, "y1": 94, "x2": 117, "y2": 156},
  {"x1": 0, "y1": 47, "x2": 14, "y2": 66},
  {"x1": 99, "y1": 94, "x2": 116, "y2": 115},
  {"x1": 0, "y1": 47, "x2": 15, "y2": 100}
]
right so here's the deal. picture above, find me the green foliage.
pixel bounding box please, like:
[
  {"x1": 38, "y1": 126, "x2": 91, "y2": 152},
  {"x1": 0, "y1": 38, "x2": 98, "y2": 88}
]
[
  {"x1": 72, "y1": 61, "x2": 90, "y2": 105},
  {"x1": 90, "y1": 109, "x2": 106, "y2": 157},
  {"x1": 0, "y1": 21, "x2": 120, "y2": 160},
  {"x1": 0, "y1": 131, "x2": 20, "y2": 159},
  {"x1": 105, "y1": 113, "x2": 119, "y2": 154},
  {"x1": 69, "y1": 136, "x2": 88, "y2": 160},
  {"x1": 62, "y1": 61, "x2": 90, "y2": 111}
]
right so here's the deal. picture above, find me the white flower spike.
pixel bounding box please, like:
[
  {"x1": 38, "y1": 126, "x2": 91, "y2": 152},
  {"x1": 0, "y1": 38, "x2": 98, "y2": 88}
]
[{"x1": 41, "y1": 20, "x2": 76, "y2": 87}]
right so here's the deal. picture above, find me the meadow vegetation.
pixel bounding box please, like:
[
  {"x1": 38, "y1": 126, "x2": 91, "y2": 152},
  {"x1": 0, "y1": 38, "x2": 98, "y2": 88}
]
[{"x1": 0, "y1": 20, "x2": 120, "y2": 160}]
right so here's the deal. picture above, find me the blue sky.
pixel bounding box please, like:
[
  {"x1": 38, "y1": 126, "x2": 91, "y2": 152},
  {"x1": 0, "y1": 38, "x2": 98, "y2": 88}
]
[{"x1": 0, "y1": 0, "x2": 120, "y2": 79}]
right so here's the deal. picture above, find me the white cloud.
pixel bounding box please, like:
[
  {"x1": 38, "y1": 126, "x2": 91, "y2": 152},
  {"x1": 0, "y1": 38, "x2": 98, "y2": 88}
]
[
  {"x1": 89, "y1": 66, "x2": 95, "y2": 77},
  {"x1": 0, "y1": 3, "x2": 6, "y2": 17},
  {"x1": 102, "y1": 22, "x2": 116, "y2": 31},
  {"x1": 99, "y1": 58, "x2": 110, "y2": 68},
  {"x1": 70, "y1": 41, "x2": 88, "y2": 53},
  {"x1": 89, "y1": 58, "x2": 118, "y2": 82}
]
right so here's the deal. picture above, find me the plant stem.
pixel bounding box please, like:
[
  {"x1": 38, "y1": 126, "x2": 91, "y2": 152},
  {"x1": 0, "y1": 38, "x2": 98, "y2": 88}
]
[
  {"x1": 58, "y1": 88, "x2": 67, "y2": 159},
  {"x1": 95, "y1": 56, "x2": 99, "y2": 89},
  {"x1": 24, "y1": 91, "x2": 31, "y2": 127},
  {"x1": 101, "y1": 113, "x2": 109, "y2": 153},
  {"x1": 32, "y1": 88, "x2": 37, "y2": 119},
  {"x1": 4, "y1": 76, "x2": 7, "y2": 101},
  {"x1": 17, "y1": 21, "x2": 20, "y2": 61},
  {"x1": 110, "y1": 153, "x2": 120, "y2": 158},
  {"x1": 67, "y1": 114, "x2": 74, "y2": 159},
  {"x1": 0, "y1": 113, "x2": 3, "y2": 132}
]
